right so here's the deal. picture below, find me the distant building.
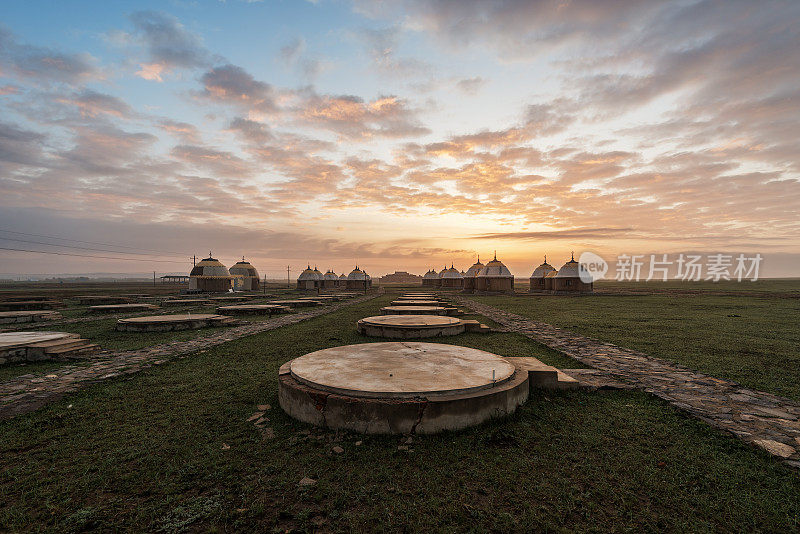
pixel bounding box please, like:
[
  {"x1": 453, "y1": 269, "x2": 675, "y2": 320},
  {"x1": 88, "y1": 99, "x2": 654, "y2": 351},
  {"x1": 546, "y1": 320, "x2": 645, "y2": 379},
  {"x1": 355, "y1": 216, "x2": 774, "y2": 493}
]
[
  {"x1": 323, "y1": 269, "x2": 339, "y2": 288},
  {"x1": 529, "y1": 256, "x2": 556, "y2": 292},
  {"x1": 189, "y1": 255, "x2": 232, "y2": 292},
  {"x1": 230, "y1": 257, "x2": 260, "y2": 291},
  {"x1": 440, "y1": 264, "x2": 464, "y2": 289},
  {"x1": 422, "y1": 269, "x2": 438, "y2": 287},
  {"x1": 462, "y1": 256, "x2": 484, "y2": 293},
  {"x1": 553, "y1": 253, "x2": 593, "y2": 293},
  {"x1": 475, "y1": 253, "x2": 514, "y2": 294},
  {"x1": 346, "y1": 266, "x2": 372, "y2": 290},
  {"x1": 378, "y1": 271, "x2": 423, "y2": 284},
  {"x1": 297, "y1": 265, "x2": 322, "y2": 290}
]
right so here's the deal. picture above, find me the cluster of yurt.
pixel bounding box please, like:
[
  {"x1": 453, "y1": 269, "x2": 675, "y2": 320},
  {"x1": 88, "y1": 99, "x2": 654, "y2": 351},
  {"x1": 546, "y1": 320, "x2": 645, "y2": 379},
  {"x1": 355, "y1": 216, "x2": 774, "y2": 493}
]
[
  {"x1": 419, "y1": 252, "x2": 593, "y2": 295},
  {"x1": 296, "y1": 265, "x2": 372, "y2": 291},
  {"x1": 422, "y1": 253, "x2": 515, "y2": 294},
  {"x1": 189, "y1": 255, "x2": 260, "y2": 292},
  {"x1": 529, "y1": 253, "x2": 592, "y2": 293}
]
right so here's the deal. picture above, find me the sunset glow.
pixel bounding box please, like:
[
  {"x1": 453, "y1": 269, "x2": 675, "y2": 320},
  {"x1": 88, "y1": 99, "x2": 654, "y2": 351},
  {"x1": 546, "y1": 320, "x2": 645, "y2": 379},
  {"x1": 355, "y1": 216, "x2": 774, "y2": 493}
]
[{"x1": 1, "y1": 1, "x2": 799, "y2": 278}]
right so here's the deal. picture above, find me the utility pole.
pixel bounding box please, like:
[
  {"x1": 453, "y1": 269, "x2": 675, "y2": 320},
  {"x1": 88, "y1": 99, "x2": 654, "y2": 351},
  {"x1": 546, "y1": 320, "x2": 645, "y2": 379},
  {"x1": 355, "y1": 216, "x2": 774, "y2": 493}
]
[
  {"x1": 287, "y1": 265, "x2": 290, "y2": 288},
  {"x1": 153, "y1": 271, "x2": 156, "y2": 287},
  {"x1": 192, "y1": 255, "x2": 196, "y2": 267}
]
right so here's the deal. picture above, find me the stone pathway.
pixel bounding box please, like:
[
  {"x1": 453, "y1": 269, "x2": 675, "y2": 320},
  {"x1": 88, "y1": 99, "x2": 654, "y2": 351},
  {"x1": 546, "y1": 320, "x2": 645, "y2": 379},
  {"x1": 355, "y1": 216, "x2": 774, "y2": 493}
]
[
  {"x1": 0, "y1": 291, "x2": 381, "y2": 420},
  {"x1": 454, "y1": 296, "x2": 800, "y2": 467}
]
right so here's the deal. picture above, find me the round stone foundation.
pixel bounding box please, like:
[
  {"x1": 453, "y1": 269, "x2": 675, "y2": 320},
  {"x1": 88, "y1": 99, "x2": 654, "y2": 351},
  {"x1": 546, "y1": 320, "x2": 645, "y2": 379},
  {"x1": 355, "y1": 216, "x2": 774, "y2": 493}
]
[
  {"x1": 116, "y1": 314, "x2": 234, "y2": 332},
  {"x1": 270, "y1": 299, "x2": 321, "y2": 308},
  {"x1": 390, "y1": 300, "x2": 442, "y2": 307},
  {"x1": 279, "y1": 342, "x2": 529, "y2": 434},
  {"x1": 89, "y1": 304, "x2": 160, "y2": 313},
  {"x1": 380, "y1": 305, "x2": 451, "y2": 316},
  {"x1": 216, "y1": 304, "x2": 289, "y2": 315},
  {"x1": 358, "y1": 315, "x2": 465, "y2": 338}
]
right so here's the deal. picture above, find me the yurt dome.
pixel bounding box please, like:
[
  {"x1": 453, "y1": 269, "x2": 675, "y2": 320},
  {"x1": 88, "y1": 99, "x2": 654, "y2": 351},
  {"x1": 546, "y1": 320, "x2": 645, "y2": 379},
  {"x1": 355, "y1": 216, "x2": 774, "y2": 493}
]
[
  {"x1": 230, "y1": 258, "x2": 259, "y2": 279},
  {"x1": 531, "y1": 256, "x2": 557, "y2": 278},
  {"x1": 189, "y1": 255, "x2": 232, "y2": 291},
  {"x1": 230, "y1": 257, "x2": 260, "y2": 291},
  {"x1": 465, "y1": 257, "x2": 485, "y2": 278},
  {"x1": 190, "y1": 256, "x2": 231, "y2": 279},
  {"x1": 477, "y1": 253, "x2": 513, "y2": 278},
  {"x1": 297, "y1": 265, "x2": 319, "y2": 281},
  {"x1": 348, "y1": 266, "x2": 367, "y2": 281},
  {"x1": 441, "y1": 264, "x2": 464, "y2": 279},
  {"x1": 555, "y1": 253, "x2": 582, "y2": 278},
  {"x1": 339, "y1": 273, "x2": 348, "y2": 281},
  {"x1": 422, "y1": 269, "x2": 438, "y2": 280},
  {"x1": 323, "y1": 270, "x2": 339, "y2": 282},
  {"x1": 312, "y1": 266, "x2": 324, "y2": 280}
]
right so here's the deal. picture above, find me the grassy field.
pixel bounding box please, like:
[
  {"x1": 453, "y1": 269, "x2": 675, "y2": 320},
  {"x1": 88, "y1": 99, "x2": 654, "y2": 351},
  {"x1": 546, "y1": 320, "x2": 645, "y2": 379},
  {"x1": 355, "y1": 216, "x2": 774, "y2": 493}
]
[
  {"x1": 471, "y1": 280, "x2": 800, "y2": 401},
  {"x1": 1, "y1": 293, "x2": 799, "y2": 532}
]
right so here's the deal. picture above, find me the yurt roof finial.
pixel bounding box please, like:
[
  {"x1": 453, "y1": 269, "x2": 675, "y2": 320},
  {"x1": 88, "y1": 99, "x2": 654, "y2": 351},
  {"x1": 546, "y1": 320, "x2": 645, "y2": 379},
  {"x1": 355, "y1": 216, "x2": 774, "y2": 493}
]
[
  {"x1": 494, "y1": 250, "x2": 497, "y2": 261},
  {"x1": 571, "y1": 251, "x2": 575, "y2": 261},
  {"x1": 544, "y1": 254, "x2": 547, "y2": 263}
]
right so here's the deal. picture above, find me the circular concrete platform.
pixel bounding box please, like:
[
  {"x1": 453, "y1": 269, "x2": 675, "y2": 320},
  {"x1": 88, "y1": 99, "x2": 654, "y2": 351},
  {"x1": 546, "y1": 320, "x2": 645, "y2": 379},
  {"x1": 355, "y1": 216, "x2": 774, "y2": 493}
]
[
  {"x1": 0, "y1": 331, "x2": 73, "y2": 349},
  {"x1": 88, "y1": 304, "x2": 160, "y2": 313},
  {"x1": 161, "y1": 299, "x2": 210, "y2": 307},
  {"x1": 116, "y1": 314, "x2": 234, "y2": 332},
  {"x1": 0, "y1": 310, "x2": 62, "y2": 324},
  {"x1": 216, "y1": 304, "x2": 289, "y2": 315},
  {"x1": 358, "y1": 315, "x2": 465, "y2": 338},
  {"x1": 380, "y1": 305, "x2": 450, "y2": 316},
  {"x1": 279, "y1": 342, "x2": 529, "y2": 434},
  {"x1": 390, "y1": 300, "x2": 442, "y2": 307},
  {"x1": 270, "y1": 299, "x2": 321, "y2": 308}
]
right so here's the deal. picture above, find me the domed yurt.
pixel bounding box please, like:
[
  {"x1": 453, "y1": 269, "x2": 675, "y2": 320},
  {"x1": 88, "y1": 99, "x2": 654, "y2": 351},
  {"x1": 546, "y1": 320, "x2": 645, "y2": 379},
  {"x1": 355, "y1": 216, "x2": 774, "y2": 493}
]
[
  {"x1": 475, "y1": 253, "x2": 514, "y2": 294},
  {"x1": 440, "y1": 264, "x2": 464, "y2": 289},
  {"x1": 230, "y1": 257, "x2": 260, "y2": 291},
  {"x1": 346, "y1": 266, "x2": 370, "y2": 290},
  {"x1": 189, "y1": 255, "x2": 232, "y2": 292},
  {"x1": 297, "y1": 265, "x2": 322, "y2": 291},
  {"x1": 422, "y1": 269, "x2": 438, "y2": 287},
  {"x1": 323, "y1": 269, "x2": 339, "y2": 289},
  {"x1": 529, "y1": 256, "x2": 556, "y2": 292},
  {"x1": 462, "y1": 256, "x2": 484, "y2": 293},
  {"x1": 553, "y1": 253, "x2": 593, "y2": 293}
]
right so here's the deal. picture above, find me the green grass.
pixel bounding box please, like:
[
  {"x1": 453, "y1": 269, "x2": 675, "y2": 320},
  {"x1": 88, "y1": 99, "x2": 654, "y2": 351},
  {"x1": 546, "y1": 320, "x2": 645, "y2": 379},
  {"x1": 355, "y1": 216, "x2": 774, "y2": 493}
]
[
  {"x1": 1, "y1": 294, "x2": 798, "y2": 531},
  {"x1": 470, "y1": 280, "x2": 800, "y2": 400}
]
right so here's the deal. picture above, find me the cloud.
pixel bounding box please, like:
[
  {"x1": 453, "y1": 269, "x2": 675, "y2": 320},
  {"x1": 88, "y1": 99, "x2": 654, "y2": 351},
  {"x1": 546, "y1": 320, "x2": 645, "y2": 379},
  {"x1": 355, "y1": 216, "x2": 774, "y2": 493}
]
[
  {"x1": 126, "y1": 11, "x2": 214, "y2": 81},
  {"x1": 456, "y1": 76, "x2": 485, "y2": 95},
  {"x1": 57, "y1": 89, "x2": 133, "y2": 118},
  {"x1": 158, "y1": 119, "x2": 200, "y2": 143},
  {"x1": 171, "y1": 144, "x2": 254, "y2": 178},
  {"x1": 0, "y1": 26, "x2": 100, "y2": 85},
  {"x1": 196, "y1": 63, "x2": 278, "y2": 113}
]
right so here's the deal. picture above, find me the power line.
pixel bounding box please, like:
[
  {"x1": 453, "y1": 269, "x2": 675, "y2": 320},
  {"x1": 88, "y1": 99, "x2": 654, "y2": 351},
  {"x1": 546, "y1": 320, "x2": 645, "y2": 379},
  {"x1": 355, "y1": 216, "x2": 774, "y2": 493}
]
[
  {"x1": 0, "y1": 246, "x2": 190, "y2": 264},
  {"x1": 0, "y1": 228, "x2": 190, "y2": 256},
  {"x1": 0, "y1": 237, "x2": 188, "y2": 258}
]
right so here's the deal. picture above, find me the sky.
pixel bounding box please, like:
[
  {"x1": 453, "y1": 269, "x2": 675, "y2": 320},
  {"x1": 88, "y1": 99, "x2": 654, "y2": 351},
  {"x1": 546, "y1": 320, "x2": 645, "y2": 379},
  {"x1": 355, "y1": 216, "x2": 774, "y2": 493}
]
[{"x1": 0, "y1": 0, "x2": 799, "y2": 279}]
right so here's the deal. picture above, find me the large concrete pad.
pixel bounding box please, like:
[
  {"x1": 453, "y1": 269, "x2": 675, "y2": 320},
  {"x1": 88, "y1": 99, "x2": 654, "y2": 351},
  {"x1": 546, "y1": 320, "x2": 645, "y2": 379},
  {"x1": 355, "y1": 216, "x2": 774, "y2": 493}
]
[
  {"x1": 357, "y1": 315, "x2": 466, "y2": 338},
  {"x1": 216, "y1": 304, "x2": 289, "y2": 315},
  {"x1": 88, "y1": 304, "x2": 160, "y2": 313},
  {"x1": 390, "y1": 300, "x2": 443, "y2": 307},
  {"x1": 116, "y1": 314, "x2": 235, "y2": 332},
  {"x1": 279, "y1": 342, "x2": 529, "y2": 434},
  {"x1": 0, "y1": 331, "x2": 73, "y2": 349},
  {"x1": 381, "y1": 306, "x2": 452, "y2": 316},
  {"x1": 161, "y1": 299, "x2": 210, "y2": 307},
  {"x1": 270, "y1": 299, "x2": 321, "y2": 308},
  {"x1": 0, "y1": 310, "x2": 62, "y2": 324},
  {"x1": 290, "y1": 342, "x2": 515, "y2": 398}
]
